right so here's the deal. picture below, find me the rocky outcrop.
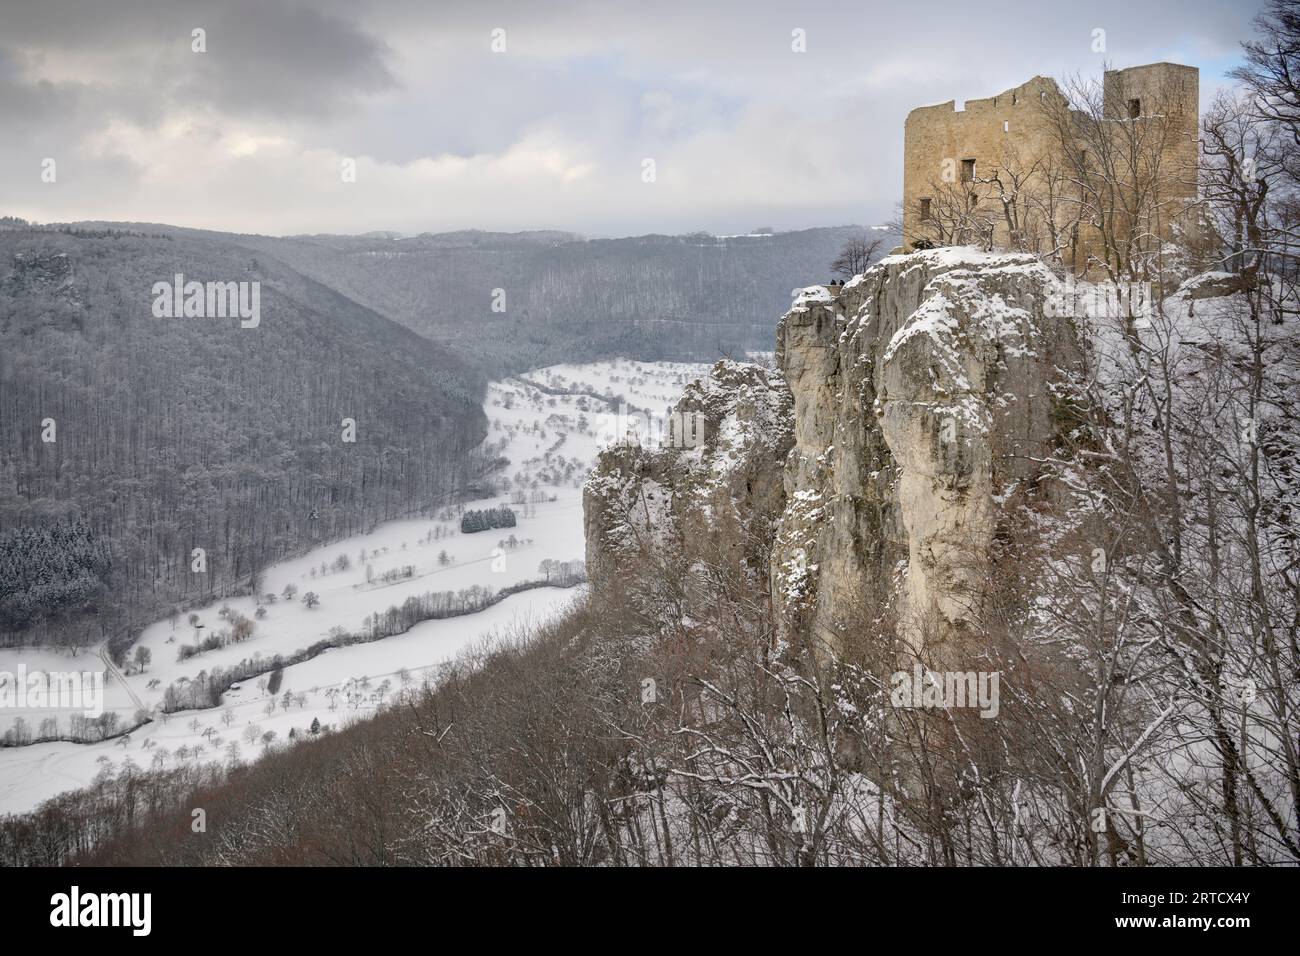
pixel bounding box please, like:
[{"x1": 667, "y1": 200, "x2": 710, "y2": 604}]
[
  {"x1": 3, "y1": 250, "x2": 77, "y2": 301},
  {"x1": 583, "y1": 248, "x2": 1084, "y2": 662},
  {"x1": 772, "y1": 249, "x2": 1082, "y2": 662},
  {"x1": 1180, "y1": 269, "x2": 1257, "y2": 303},
  {"x1": 583, "y1": 360, "x2": 793, "y2": 616}
]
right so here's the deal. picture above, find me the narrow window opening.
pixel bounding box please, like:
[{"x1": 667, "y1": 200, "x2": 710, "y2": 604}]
[
  {"x1": 1127, "y1": 98, "x2": 1141, "y2": 119},
  {"x1": 919, "y1": 197, "x2": 932, "y2": 221},
  {"x1": 1003, "y1": 120, "x2": 1010, "y2": 133},
  {"x1": 961, "y1": 158, "x2": 976, "y2": 182}
]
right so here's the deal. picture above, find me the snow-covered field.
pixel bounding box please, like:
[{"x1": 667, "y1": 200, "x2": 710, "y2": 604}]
[{"x1": 0, "y1": 358, "x2": 709, "y2": 815}]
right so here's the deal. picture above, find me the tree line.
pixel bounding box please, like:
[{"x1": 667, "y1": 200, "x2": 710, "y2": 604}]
[{"x1": 459, "y1": 506, "x2": 517, "y2": 534}]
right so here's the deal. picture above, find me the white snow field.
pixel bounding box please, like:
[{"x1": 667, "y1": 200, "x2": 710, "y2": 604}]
[{"x1": 0, "y1": 358, "x2": 707, "y2": 815}]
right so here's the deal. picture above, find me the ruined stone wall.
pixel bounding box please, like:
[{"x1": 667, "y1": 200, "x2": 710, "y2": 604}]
[
  {"x1": 902, "y1": 63, "x2": 1199, "y2": 273},
  {"x1": 903, "y1": 75, "x2": 1063, "y2": 251}
]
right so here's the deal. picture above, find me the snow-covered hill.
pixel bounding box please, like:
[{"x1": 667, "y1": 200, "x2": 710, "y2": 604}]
[{"x1": 0, "y1": 358, "x2": 707, "y2": 815}]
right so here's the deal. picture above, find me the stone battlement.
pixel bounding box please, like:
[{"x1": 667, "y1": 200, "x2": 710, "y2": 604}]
[{"x1": 902, "y1": 62, "x2": 1199, "y2": 273}]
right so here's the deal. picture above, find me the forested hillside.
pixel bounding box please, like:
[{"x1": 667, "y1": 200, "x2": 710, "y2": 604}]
[
  {"x1": 0, "y1": 226, "x2": 487, "y2": 651},
  {"x1": 212, "y1": 226, "x2": 885, "y2": 374},
  {"x1": 0, "y1": 217, "x2": 883, "y2": 649}
]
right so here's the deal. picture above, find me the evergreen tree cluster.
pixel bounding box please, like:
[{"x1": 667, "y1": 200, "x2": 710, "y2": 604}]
[
  {"x1": 459, "y1": 505, "x2": 516, "y2": 534},
  {"x1": 0, "y1": 521, "x2": 111, "y2": 634}
]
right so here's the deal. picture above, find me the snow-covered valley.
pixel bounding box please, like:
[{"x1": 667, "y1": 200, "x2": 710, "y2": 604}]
[{"x1": 0, "y1": 358, "x2": 709, "y2": 815}]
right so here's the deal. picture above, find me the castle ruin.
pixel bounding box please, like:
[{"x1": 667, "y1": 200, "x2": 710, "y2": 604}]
[{"x1": 902, "y1": 63, "x2": 1199, "y2": 274}]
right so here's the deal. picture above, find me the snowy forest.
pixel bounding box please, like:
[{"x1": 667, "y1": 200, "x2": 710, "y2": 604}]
[{"x1": 0, "y1": 227, "x2": 488, "y2": 651}]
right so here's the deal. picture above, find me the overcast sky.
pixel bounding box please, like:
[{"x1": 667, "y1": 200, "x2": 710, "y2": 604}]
[{"x1": 0, "y1": 0, "x2": 1265, "y2": 238}]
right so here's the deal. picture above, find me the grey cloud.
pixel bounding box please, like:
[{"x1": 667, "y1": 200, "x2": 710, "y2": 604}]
[
  {"x1": 2, "y1": 0, "x2": 395, "y2": 119},
  {"x1": 178, "y1": 2, "x2": 396, "y2": 118},
  {"x1": 0, "y1": 0, "x2": 1271, "y2": 236}
]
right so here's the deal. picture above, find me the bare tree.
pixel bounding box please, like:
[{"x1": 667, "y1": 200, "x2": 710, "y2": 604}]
[
  {"x1": 830, "y1": 236, "x2": 885, "y2": 279},
  {"x1": 1039, "y1": 66, "x2": 1198, "y2": 282},
  {"x1": 1232, "y1": 1, "x2": 1300, "y2": 152}
]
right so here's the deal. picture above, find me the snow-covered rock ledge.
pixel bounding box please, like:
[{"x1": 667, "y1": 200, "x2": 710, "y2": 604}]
[
  {"x1": 582, "y1": 360, "x2": 793, "y2": 620},
  {"x1": 771, "y1": 247, "x2": 1084, "y2": 662}
]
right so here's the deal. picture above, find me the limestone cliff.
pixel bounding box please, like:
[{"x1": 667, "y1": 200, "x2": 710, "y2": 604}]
[
  {"x1": 772, "y1": 248, "x2": 1081, "y2": 663},
  {"x1": 584, "y1": 248, "x2": 1084, "y2": 660}
]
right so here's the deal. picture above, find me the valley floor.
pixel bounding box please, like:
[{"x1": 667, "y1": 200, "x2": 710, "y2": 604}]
[{"x1": 0, "y1": 358, "x2": 708, "y2": 815}]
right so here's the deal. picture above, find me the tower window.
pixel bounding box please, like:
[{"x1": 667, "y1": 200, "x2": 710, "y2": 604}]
[
  {"x1": 1127, "y1": 98, "x2": 1141, "y2": 119},
  {"x1": 919, "y1": 197, "x2": 932, "y2": 221},
  {"x1": 961, "y1": 158, "x2": 976, "y2": 182}
]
